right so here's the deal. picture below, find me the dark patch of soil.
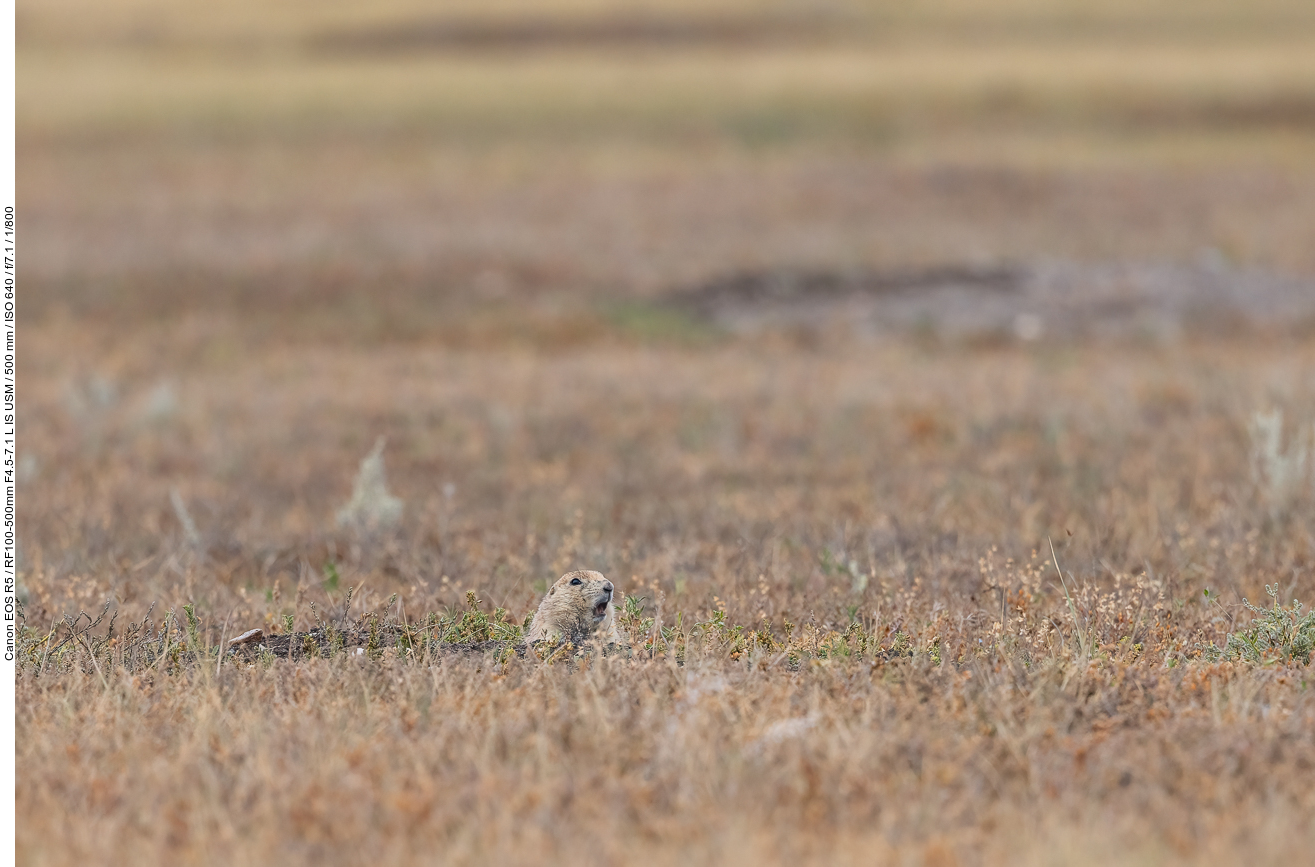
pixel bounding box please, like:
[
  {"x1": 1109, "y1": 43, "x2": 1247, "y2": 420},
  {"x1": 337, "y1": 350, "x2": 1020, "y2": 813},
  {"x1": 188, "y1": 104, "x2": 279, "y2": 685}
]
[
  {"x1": 667, "y1": 264, "x2": 1023, "y2": 312},
  {"x1": 664, "y1": 258, "x2": 1315, "y2": 341},
  {"x1": 310, "y1": 14, "x2": 841, "y2": 56},
  {"x1": 226, "y1": 624, "x2": 526, "y2": 662}
]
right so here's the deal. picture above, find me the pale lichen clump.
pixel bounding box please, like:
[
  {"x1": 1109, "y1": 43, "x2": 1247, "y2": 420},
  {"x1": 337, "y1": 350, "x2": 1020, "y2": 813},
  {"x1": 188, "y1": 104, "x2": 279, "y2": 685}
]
[
  {"x1": 1248, "y1": 409, "x2": 1313, "y2": 519},
  {"x1": 336, "y1": 437, "x2": 404, "y2": 530}
]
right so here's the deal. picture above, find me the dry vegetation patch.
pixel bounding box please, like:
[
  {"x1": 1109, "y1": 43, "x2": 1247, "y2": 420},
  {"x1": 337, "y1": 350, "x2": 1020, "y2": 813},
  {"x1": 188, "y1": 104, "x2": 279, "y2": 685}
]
[
  {"x1": 16, "y1": 1, "x2": 1315, "y2": 863},
  {"x1": 17, "y1": 600, "x2": 1315, "y2": 865},
  {"x1": 17, "y1": 332, "x2": 1315, "y2": 865}
]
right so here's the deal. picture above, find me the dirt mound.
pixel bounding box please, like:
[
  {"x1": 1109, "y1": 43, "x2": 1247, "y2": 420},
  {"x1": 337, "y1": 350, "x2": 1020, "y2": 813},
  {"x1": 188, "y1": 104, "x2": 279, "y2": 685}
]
[
  {"x1": 222, "y1": 624, "x2": 523, "y2": 662},
  {"x1": 668, "y1": 258, "x2": 1315, "y2": 341}
]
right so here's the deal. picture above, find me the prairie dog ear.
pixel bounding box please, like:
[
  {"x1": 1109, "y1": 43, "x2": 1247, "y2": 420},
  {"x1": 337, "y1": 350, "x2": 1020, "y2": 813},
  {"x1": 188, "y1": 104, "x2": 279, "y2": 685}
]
[{"x1": 549, "y1": 587, "x2": 556, "y2": 595}]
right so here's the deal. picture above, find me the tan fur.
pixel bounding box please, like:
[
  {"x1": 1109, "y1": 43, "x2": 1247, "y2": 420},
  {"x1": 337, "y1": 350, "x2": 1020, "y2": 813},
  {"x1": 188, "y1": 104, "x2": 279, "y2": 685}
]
[{"x1": 527, "y1": 570, "x2": 625, "y2": 646}]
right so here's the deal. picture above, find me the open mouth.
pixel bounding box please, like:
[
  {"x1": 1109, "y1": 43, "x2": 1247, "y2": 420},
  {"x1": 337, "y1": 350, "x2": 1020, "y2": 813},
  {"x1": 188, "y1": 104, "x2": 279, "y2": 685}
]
[{"x1": 592, "y1": 596, "x2": 611, "y2": 619}]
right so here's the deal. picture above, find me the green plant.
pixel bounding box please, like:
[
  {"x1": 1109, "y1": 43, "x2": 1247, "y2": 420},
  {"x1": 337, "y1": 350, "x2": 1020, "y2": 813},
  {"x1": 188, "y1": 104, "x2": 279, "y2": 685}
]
[
  {"x1": 1207, "y1": 585, "x2": 1315, "y2": 665},
  {"x1": 437, "y1": 592, "x2": 523, "y2": 644},
  {"x1": 322, "y1": 561, "x2": 341, "y2": 592},
  {"x1": 183, "y1": 603, "x2": 202, "y2": 650}
]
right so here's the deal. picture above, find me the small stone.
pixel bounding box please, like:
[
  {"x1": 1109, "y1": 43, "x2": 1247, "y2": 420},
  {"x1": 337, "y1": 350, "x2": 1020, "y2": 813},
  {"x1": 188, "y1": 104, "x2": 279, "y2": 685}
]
[{"x1": 228, "y1": 628, "x2": 264, "y2": 647}]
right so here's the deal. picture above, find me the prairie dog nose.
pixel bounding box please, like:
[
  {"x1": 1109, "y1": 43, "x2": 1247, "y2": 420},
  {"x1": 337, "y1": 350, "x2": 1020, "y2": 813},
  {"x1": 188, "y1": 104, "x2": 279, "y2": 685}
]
[{"x1": 603, "y1": 581, "x2": 614, "y2": 594}]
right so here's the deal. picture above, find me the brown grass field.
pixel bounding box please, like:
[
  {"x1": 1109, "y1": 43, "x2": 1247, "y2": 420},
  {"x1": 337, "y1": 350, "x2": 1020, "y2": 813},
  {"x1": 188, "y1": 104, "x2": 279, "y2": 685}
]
[{"x1": 15, "y1": 0, "x2": 1315, "y2": 864}]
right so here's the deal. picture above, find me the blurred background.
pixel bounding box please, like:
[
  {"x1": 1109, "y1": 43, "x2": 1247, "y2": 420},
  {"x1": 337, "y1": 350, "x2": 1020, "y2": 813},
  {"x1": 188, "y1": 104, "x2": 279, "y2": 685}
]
[
  {"x1": 15, "y1": 0, "x2": 1315, "y2": 623},
  {"x1": 20, "y1": 0, "x2": 1315, "y2": 338}
]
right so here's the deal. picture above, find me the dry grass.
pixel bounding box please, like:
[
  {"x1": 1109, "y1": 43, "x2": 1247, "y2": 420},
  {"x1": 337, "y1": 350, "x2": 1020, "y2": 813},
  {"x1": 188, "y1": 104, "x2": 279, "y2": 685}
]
[
  {"x1": 16, "y1": 0, "x2": 1315, "y2": 863},
  {"x1": 18, "y1": 331, "x2": 1315, "y2": 865},
  {"x1": 17, "y1": 647, "x2": 1315, "y2": 866}
]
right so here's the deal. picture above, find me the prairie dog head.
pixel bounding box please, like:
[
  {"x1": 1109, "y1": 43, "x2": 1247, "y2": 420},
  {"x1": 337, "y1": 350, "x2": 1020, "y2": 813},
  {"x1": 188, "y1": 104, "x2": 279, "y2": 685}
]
[{"x1": 526, "y1": 570, "x2": 618, "y2": 644}]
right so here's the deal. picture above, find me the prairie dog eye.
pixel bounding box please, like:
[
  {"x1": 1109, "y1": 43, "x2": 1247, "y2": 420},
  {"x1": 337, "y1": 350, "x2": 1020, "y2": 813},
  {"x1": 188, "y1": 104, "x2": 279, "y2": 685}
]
[{"x1": 569, "y1": 577, "x2": 583, "y2": 586}]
